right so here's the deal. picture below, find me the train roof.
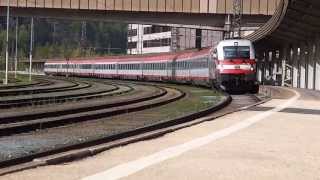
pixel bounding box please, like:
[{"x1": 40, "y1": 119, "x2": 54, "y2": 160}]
[
  {"x1": 217, "y1": 39, "x2": 253, "y2": 48},
  {"x1": 46, "y1": 48, "x2": 212, "y2": 64}
]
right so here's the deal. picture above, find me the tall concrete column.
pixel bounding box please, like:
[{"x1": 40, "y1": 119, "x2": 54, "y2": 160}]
[
  {"x1": 280, "y1": 46, "x2": 289, "y2": 86},
  {"x1": 292, "y1": 46, "x2": 299, "y2": 88},
  {"x1": 307, "y1": 42, "x2": 315, "y2": 90},
  {"x1": 268, "y1": 51, "x2": 273, "y2": 80},
  {"x1": 315, "y1": 38, "x2": 320, "y2": 90},
  {"x1": 264, "y1": 51, "x2": 270, "y2": 84},
  {"x1": 260, "y1": 51, "x2": 267, "y2": 84},
  {"x1": 256, "y1": 51, "x2": 263, "y2": 83},
  {"x1": 286, "y1": 46, "x2": 293, "y2": 87},
  {"x1": 300, "y1": 44, "x2": 307, "y2": 88},
  {"x1": 272, "y1": 50, "x2": 278, "y2": 84}
]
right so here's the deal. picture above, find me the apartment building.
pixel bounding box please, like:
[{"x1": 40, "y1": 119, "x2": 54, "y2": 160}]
[{"x1": 127, "y1": 24, "x2": 223, "y2": 54}]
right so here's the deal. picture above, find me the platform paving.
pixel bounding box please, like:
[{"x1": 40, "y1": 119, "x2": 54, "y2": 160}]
[{"x1": 2, "y1": 87, "x2": 320, "y2": 180}]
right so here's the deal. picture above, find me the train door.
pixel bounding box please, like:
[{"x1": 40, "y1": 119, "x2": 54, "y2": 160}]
[
  {"x1": 166, "y1": 61, "x2": 169, "y2": 80},
  {"x1": 171, "y1": 56, "x2": 177, "y2": 81},
  {"x1": 116, "y1": 62, "x2": 119, "y2": 78},
  {"x1": 210, "y1": 48, "x2": 218, "y2": 79},
  {"x1": 141, "y1": 62, "x2": 144, "y2": 80},
  {"x1": 92, "y1": 63, "x2": 95, "y2": 77}
]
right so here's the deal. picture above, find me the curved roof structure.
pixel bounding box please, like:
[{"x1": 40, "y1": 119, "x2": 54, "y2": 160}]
[{"x1": 247, "y1": 0, "x2": 320, "y2": 48}]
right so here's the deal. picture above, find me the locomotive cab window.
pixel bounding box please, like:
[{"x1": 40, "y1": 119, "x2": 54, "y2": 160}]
[{"x1": 223, "y1": 46, "x2": 250, "y2": 59}]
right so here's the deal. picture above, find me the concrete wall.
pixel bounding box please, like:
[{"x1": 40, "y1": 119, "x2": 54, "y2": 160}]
[{"x1": 0, "y1": 0, "x2": 279, "y2": 15}]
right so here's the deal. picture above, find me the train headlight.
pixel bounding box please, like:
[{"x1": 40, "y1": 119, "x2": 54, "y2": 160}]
[
  {"x1": 218, "y1": 64, "x2": 224, "y2": 71},
  {"x1": 250, "y1": 64, "x2": 256, "y2": 71}
]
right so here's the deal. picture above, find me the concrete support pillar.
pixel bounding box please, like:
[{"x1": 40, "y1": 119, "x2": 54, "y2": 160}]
[
  {"x1": 272, "y1": 50, "x2": 278, "y2": 84},
  {"x1": 307, "y1": 42, "x2": 315, "y2": 90},
  {"x1": 316, "y1": 38, "x2": 320, "y2": 90},
  {"x1": 261, "y1": 50, "x2": 267, "y2": 84},
  {"x1": 280, "y1": 46, "x2": 288, "y2": 86},
  {"x1": 257, "y1": 51, "x2": 263, "y2": 82},
  {"x1": 300, "y1": 44, "x2": 307, "y2": 88},
  {"x1": 265, "y1": 51, "x2": 271, "y2": 81},
  {"x1": 292, "y1": 46, "x2": 299, "y2": 88}
]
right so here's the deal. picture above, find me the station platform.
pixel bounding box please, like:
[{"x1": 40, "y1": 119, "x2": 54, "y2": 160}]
[{"x1": 2, "y1": 87, "x2": 320, "y2": 180}]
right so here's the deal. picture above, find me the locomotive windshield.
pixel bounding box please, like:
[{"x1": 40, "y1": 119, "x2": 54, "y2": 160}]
[{"x1": 223, "y1": 46, "x2": 250, "y2": 59}]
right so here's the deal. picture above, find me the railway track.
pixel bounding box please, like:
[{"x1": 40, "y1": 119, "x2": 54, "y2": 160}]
[
  {"x1": 0, "y1": 78, "x2": 131, "y2": 109},
  {"x1": 0, "y1": 77, "x2": 265, "y2": 175},
  {"x1": 0, "y1": 78, "x2": 86, "y2": 96},
  {"x1": 0, "y1": 78, "x2": 51, "y2": 90},
  {"x1": 0, "y1": 86, "x2": 179, "y2": 136}
]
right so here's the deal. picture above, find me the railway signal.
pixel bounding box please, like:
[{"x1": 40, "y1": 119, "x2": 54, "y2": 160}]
[
  {"x1": 4, "y1": 0, "x2": 10, "y2": 85},
  {"x1": 15, "y1": 18, "x2": 19, "y2": 79},
  {"x1": 29, "y1": 17, "x2": 34, "y2": 82}
]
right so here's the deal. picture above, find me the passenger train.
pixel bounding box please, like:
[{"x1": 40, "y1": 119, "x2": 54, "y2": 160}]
[{"x1": 45, "y1": 39, "x2": 259, "y2": 93}]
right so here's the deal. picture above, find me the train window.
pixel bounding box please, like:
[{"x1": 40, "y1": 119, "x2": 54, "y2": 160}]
[{"x1": 223, "y1": 46, "x2": 250, "y2": 59}]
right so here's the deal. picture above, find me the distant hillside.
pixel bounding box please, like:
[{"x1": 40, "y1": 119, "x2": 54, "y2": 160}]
[{"x1": 0, "y1": 17, "x2": 128, "y2": 61}]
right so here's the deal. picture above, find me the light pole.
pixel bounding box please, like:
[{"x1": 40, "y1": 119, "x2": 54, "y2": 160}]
[
  {"x1": 15, "y1": 17, "x2": 18, "y2": 79},
  {"x1": 29, "y1": 17, "x2": 34, "y2": 82},
  {"x1": 4, "y1": 0, "x2": 10, "y2": 85}
]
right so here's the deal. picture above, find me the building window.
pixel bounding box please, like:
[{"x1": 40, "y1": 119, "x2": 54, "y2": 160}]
[
  {"x1": 143, "y1": 38, "x2": 171, "y2": 48},
  {"x1": 144, "y1": 26, "x2": 171, "y2": 34},
  {"x1": 128, "y1": 29, "x2": 138, "y2": 37},
  {"x1": 128, "y1": 42, "x2": 137, "y2": 49}
]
